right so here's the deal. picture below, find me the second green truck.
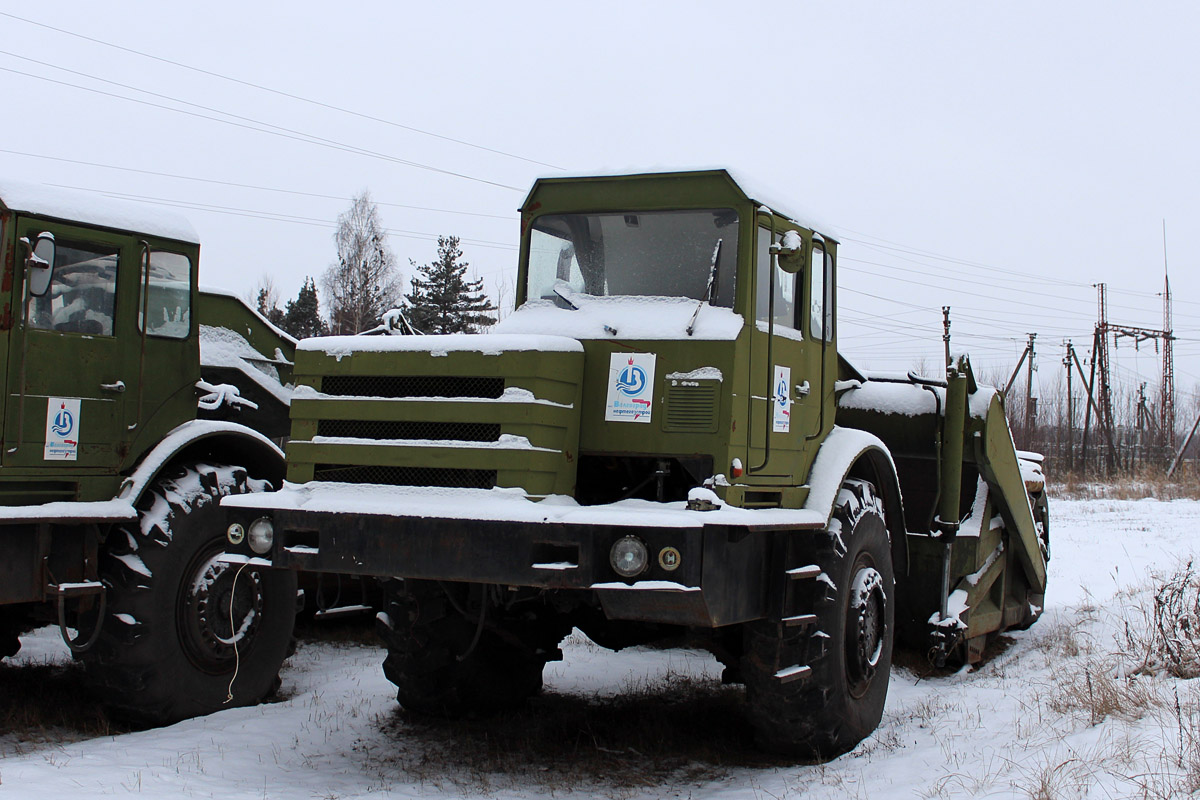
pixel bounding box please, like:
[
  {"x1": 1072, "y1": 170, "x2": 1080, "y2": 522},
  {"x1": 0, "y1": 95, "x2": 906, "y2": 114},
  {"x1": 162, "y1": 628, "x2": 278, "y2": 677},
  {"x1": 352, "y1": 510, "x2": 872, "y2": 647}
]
[{"x1": 222, "y1": 169, "x2": 1050, "y2": 758}]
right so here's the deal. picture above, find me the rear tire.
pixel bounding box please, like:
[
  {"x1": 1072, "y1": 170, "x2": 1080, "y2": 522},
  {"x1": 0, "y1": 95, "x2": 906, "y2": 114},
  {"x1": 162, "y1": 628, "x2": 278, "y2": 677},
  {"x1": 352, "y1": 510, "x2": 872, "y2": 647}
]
[
  {"x1": 81, "y1": 462, "x2": 297, "y2": 725},
  {"x1": 743, "y1": 478, "x2": 895, "y2": 759}
]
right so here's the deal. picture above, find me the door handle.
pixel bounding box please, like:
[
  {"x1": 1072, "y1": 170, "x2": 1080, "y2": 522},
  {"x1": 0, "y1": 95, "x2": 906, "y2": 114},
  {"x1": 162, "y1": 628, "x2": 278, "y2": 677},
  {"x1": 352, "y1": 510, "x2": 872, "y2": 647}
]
[
  {"x1": 794, "y1": 381, "x2": 810, "y2": 398},
  {"x1": 100, "y1": 380, "x2": 126, "y2": 393}
]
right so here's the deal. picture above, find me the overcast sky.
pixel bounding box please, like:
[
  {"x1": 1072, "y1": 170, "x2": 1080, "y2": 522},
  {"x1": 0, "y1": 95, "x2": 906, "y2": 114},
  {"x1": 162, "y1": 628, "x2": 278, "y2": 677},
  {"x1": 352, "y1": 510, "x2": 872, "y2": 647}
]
[{"x1": 3, "y1": 1, "x2": 1198, "y2": 408}]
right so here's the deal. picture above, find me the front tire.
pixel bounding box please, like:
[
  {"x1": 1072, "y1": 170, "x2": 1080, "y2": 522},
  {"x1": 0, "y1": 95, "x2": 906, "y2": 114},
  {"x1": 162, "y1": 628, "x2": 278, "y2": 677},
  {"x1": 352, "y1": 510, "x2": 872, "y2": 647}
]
[
  {"x1": 377, "y1": 580, "x2": 566, "y2": 717},
  {"x1": 81, "y1": 462, "x2": 297, "y2": 725},
  {"x1": 743, "y1": 478, "x2": 895, "y2": 759}
]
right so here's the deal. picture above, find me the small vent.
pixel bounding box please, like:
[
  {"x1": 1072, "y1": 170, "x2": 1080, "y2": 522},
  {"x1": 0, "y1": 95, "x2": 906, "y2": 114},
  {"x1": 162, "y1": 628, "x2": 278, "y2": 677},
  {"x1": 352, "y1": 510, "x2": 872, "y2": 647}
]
[
  {"x1": 316, "y1": 419, "x2": 501, "y2": 442},
  {"x1": 663, "y1": 382, "x2": 719, "y2": 433},
  {"x1": 319, "y1": 375, "x2": 504, "y2": 399},
  {"x1": 312, "y1": 464, "x2": 496, "y2": 489}
]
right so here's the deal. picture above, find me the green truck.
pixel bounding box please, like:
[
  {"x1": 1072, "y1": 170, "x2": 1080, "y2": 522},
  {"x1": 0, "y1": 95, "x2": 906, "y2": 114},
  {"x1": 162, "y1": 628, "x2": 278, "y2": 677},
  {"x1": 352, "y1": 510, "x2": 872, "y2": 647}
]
[
  {"x1": 222, "y1": 170, "x2": 1050, "y2": 758},
  {"x1": 0, "y1": 182, "x2": 298, "y2": 724}
]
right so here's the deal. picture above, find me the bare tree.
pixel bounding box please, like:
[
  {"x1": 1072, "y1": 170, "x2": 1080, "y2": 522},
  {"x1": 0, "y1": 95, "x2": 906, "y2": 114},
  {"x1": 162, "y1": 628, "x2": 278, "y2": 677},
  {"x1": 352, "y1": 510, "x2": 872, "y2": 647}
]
[{"x1": 322, "y1": 191, "x2": 402, "y2": 335}]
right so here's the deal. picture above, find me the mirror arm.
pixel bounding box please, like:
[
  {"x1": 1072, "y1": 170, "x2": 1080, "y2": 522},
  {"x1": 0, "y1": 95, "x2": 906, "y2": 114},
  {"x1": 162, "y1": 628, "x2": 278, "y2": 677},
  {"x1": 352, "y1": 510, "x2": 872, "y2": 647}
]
[{"x1": 8, "y1": 239, "x2": 35, "y2": 455}]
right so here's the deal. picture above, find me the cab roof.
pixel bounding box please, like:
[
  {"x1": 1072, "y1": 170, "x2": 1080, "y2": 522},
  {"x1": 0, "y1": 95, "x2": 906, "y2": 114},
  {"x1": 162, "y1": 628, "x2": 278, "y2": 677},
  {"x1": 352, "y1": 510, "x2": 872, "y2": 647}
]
[
  {"x1": 523, "y1": 168, "x2": 838, "y2": 242},
  {"x1": 0, "y1": 180, "x2": 199, "y2": 244}
]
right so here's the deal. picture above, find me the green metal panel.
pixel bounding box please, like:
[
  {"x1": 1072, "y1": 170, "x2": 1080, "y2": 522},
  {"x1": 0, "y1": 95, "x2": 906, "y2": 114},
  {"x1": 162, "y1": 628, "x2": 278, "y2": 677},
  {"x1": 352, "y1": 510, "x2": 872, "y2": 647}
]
[{"x1": 286, "y1": 345, "x2": 583, "y2": 496}]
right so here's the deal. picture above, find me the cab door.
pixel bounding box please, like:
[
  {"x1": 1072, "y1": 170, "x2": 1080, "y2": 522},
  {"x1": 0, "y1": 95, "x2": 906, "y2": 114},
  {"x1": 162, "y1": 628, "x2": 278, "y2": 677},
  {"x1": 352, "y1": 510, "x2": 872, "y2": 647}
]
[
  {"x1": 745, "y1": 216, "x2": 827, "y2": 483},
  {"x1": 2, "y1": 220, "x2": 134, "y2": 471}
]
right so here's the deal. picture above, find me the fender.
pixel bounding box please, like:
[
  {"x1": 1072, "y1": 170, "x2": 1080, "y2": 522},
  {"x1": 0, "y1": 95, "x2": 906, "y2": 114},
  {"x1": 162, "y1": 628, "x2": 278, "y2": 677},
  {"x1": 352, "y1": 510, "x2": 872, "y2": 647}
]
[
  {"x1": 118, "y1": 419, "x2": 285, "y2": 506},
  {"x1": 801, "y1": 425, "x2": 908, "y2": 578}
]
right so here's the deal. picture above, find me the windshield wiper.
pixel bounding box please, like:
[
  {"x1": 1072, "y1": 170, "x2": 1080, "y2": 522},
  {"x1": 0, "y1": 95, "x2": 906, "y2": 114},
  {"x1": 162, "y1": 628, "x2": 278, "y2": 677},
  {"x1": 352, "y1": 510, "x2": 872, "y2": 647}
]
[
  {"x1": 552, "y1": 282, "x2": 580, "y2": 310},
  {"x1": 686, "y1": 238, "x2": 723, "y2": 336}
]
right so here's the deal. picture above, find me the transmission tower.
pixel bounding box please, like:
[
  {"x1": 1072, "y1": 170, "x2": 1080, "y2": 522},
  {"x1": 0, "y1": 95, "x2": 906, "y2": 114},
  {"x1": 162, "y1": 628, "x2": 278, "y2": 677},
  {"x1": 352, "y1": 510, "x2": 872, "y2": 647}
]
[{"x1": 1161, "y1": 222, "x2": 1175, "y2": 451}]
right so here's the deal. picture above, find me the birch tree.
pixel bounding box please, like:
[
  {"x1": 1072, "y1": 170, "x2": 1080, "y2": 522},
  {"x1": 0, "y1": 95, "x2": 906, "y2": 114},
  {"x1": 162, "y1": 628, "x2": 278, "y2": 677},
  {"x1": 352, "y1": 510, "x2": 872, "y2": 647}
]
[{"x1": 322, "y1": 191, "x2": 402, "y2": 335}]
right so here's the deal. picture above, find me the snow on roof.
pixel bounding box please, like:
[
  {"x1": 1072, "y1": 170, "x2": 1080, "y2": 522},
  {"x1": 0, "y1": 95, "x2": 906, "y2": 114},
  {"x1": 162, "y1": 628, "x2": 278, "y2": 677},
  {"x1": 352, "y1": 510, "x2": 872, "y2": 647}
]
[
  {"x1": 298, "y1": 332, "x2": 583, "y2": 358},
  {"x1": 199, "y1": 286, "x2": 298, "y2": 345},
  {"x1": 529, "y1": 167, "x2": 839, "y2": 240},
  {"x1": 0, "y1": 180, "x2": 199, "y2": 244},
  {"x1": 495, "y1": 297, "x2": 743, "y2": 341}
]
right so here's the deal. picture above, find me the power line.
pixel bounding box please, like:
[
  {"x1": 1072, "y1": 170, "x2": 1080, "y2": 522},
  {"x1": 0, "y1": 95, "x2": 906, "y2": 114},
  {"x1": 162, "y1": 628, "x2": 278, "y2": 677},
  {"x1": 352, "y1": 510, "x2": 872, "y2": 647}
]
[
  {"x1": 0, "y1": 148, "x2": 510, "y2": 220},
  {"x1": 61, "y1": 185, "x2": 519, "y2": 252},
  {"x1": 0, "y1": 10, "x2": 563, "y2": 170},
  {"x1": 0, "y1": 63, "x2": 523, "y2": 192}
]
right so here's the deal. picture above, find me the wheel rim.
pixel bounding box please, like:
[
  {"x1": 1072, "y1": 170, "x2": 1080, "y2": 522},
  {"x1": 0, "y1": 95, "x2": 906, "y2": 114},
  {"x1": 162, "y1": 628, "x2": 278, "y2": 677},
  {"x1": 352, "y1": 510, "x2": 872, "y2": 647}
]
[
  {"x1": 845, "y1": 562, "x2": 886, "y2": 698},
  {"x1": 178, "y1": 541, "x2": 266, "y2": 674}
]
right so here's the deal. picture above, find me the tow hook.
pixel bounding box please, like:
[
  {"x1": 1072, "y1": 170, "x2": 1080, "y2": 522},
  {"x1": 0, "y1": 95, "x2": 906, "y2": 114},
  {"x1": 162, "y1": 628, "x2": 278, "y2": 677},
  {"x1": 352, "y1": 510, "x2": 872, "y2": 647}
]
[{"x1": 50, "y1": 579, "x2": 107, "y2": 653}]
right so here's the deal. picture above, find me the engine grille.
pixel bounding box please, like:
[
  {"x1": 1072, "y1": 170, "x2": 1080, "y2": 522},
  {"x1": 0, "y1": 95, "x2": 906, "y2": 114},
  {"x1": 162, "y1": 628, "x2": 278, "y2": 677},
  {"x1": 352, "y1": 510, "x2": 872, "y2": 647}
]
[
  {"x1": 316, "y1": 419, "x2": 501, "y2": 442},
  {"x1": 312, "y1": 464, "x2": 497, "y2": 489},
  {"x1": 319, "y1": 375, "x2": 504, "y2": 399}
]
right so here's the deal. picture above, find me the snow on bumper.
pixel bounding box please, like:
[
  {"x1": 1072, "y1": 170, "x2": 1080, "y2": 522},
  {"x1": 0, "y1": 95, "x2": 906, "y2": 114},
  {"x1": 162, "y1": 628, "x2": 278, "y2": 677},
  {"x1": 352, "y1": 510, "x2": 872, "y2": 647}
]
[{"x1": 221, "y1": 482, "x2": 827, "y2": 627}]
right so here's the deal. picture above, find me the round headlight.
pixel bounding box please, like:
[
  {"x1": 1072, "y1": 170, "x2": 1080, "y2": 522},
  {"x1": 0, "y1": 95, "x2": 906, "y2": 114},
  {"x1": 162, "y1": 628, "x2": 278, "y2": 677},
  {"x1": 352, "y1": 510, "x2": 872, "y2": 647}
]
[
  {"x1": 247, "y1": 517, "x2": 274, "y2": 555},
  {"x1": 226, "y1": 523, "x2": 245, "y2": 546},
  {"x1": 609, "y1": 535, "x2": 648, "y2": 578}
]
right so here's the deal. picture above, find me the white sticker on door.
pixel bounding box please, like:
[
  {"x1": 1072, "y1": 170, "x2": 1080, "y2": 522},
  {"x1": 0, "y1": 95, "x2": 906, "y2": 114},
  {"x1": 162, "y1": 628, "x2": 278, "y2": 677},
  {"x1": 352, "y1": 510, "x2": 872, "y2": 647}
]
[
  {"x1": 45, "y1": 397, "x2": 81, "y2": 461},
  {"x1": 772, "y1": 365, "x2": 791, "y2": 433},
  {"x1": 605, "y1": 352, "x2": 656, "y2": 423}
]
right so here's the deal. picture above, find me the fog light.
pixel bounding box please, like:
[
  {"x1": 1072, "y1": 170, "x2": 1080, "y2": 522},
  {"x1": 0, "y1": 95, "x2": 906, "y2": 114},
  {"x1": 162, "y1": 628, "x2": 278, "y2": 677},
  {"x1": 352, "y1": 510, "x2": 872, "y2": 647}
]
[
  {"x1": 226, "y1": 523, "x2": 245, "y2": 546},
  {"x1": 247, "y1": 517, "x2": 274, "y2": 555},
  {"x1": 609, "y1": 535, "x2": 648, "y2": 578}
]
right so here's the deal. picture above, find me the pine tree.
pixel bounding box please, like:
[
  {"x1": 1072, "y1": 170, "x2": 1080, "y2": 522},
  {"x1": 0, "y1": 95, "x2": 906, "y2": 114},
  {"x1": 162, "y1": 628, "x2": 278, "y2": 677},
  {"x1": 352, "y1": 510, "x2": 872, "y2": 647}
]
[
  {"x1": 282, "y1": 277, "x2": 328, "y2": 338},
  {"x1": 405, "y1": 236, "x2": 496, "y2": 334},
  {"x1": 322, "y1": 191, "x2": 402, "y2": 335},
  {"x1": 255, "y1": 285, "x2": 285, "y2": 328}
]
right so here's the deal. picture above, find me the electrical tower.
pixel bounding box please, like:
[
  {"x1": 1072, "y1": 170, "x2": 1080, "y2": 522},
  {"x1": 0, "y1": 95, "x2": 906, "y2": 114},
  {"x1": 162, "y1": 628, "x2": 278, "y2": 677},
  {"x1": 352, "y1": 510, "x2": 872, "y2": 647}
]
[{"x1": 1088, "y1": 275, "x2": 1175, "y2": 466}]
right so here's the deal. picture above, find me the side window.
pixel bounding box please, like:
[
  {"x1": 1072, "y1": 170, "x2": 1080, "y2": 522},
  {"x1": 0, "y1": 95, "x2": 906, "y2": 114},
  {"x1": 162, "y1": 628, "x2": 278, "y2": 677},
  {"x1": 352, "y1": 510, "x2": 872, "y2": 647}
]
[
  {"x1": 810, "y1": 241, "x2": 827, "y2": 340},
  {"x1": 28, "y1": 241, "x2": 119, "y2": 335},
  {"x1": 755, "y1": 226, "x2": 798, "y2": 332},
  {"x1": 139, "y1": 251, "x2": 192, "y2": 339}
]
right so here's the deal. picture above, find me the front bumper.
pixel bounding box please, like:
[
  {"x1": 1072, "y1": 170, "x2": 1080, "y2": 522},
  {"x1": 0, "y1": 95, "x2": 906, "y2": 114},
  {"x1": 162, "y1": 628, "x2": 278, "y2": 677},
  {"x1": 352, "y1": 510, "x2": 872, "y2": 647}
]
[{"x1": 222, "y1": 485, "x2": 826, "y2": 627}]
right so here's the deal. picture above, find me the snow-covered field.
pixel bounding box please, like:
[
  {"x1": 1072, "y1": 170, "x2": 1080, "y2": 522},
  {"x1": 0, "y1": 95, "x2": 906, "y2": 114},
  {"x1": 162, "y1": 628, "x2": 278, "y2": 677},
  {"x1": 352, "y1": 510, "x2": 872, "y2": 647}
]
[{"x1": 3, "y1": 498, "x2": 1199, "y2": 799}]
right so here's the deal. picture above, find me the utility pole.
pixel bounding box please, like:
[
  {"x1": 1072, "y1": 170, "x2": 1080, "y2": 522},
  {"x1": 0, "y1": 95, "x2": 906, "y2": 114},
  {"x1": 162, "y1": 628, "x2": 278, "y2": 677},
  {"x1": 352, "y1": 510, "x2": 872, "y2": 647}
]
[
  {"x1": 1003, "y1": 334, "x2": 1037, "y2": 451},
  {"x1": 1024, "y1": 333, "x2": 1037, "y2": 446},
  {"x1": 1063, "y1": 341, "x2": 1074, "y2": 470},
  {"x1": 942, "y1": 306, "x2": 952, "y2": 369}
]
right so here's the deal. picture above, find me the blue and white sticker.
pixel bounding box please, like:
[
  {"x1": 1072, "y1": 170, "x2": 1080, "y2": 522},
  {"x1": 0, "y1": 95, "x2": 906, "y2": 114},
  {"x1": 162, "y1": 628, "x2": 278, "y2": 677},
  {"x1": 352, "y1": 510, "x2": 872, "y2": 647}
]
[
  {"x1": 772, "y1": 365, "x2": 791, "y2": 433},
  {"x1": 45, "y1": 397, "x2": 81, "y2": 461},
  {"x1": 606, "y1": 352, "x2": 656, "y2": 423}
]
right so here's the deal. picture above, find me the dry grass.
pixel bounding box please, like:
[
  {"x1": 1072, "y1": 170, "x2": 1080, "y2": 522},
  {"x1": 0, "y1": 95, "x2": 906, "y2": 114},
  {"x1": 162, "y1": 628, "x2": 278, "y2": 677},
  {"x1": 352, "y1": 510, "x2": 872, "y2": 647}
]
[
  {"x1": 1053, "y1": 467, "x2": 1200, "y2": 501},
  {"x1": 0, "y1": 659, "x2": 129, "y2": 748},
  {"x1": 1121, "y1": 561, "x2": 1200, "y2": 680},
  {"x1": 1045, "y1": 659, "x2": 1159, "y2": 725}
]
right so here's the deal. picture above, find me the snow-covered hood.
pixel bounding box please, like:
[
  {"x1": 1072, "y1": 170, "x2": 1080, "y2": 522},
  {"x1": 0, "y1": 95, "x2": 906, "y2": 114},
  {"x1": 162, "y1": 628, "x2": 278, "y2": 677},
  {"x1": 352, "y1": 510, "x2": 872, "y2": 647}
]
[
  {"x1": 494, "y1": 297, "x2": 743, "y2": 341},
  {"x1": 297, "y1": 332, "x2": 584, "y2": 359}
]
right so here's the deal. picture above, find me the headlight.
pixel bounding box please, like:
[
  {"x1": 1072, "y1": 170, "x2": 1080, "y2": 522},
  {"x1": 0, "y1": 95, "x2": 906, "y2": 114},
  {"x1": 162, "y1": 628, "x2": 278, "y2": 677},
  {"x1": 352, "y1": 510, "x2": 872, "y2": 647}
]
[
  {"x1": 247, "y1": 517, "x2": 275, "y2": 555},
  {"x1": 226, "y1": 523, "x2": 245, "y2": 546},
  {"x1": 609, "y1": 535, "x2": 648, "y2": 578}
]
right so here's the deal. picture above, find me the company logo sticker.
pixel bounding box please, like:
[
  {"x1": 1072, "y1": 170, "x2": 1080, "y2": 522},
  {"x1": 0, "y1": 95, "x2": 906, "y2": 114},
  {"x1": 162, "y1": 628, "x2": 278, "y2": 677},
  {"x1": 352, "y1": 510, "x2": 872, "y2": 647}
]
[
  {"x1": 44, "y1": 397, "x2": 81, "y2": 461},
  {"x1": 605, "y1": 352, "x2": 656, "y2": 424},
  {"x1": 772, "y1": 365, "x2": 791, "y2": 433}
]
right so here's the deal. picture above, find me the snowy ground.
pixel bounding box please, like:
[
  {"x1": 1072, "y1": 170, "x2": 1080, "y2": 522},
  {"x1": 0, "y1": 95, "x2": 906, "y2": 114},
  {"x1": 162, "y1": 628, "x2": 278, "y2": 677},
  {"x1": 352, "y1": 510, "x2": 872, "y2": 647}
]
[{"x1": 3, "y1": 498, "x2": 1200, "y2": 799}]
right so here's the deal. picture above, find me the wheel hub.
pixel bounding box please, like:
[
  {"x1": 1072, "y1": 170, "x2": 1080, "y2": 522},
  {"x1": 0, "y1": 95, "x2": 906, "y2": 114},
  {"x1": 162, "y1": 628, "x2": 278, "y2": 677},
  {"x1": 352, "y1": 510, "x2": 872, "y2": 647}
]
[
  {"x1": 846, "y1": 565, "x2": 886, "y2": 697},
  {"x1": 179, "y1": 548, "x2": 265, "y2": 673}
]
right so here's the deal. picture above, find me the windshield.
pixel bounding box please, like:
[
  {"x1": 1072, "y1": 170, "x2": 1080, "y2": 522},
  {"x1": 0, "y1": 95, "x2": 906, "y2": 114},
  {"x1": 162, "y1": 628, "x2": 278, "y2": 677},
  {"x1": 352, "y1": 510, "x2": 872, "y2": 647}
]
[{"x1": 526, "y1": 209, "x2": 739, "y2": 307}]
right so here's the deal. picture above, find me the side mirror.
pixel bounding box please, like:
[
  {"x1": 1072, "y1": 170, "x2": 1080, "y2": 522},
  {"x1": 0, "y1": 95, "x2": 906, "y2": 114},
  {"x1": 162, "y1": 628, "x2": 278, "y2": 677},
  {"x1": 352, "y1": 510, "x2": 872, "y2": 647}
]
[
  {"x1": 26, "y1": 231, "x2": 56, "y2": 297},
  {"x1": 770, "y1": 229, "x2": 804, "y2": 274}
]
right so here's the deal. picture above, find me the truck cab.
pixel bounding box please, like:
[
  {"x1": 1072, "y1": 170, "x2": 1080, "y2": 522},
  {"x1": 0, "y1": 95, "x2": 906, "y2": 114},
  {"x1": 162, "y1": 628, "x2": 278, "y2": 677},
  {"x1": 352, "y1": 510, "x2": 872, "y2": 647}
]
[{"x1": 0, "y1": 182, "x2": 298, "y2": 726}]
